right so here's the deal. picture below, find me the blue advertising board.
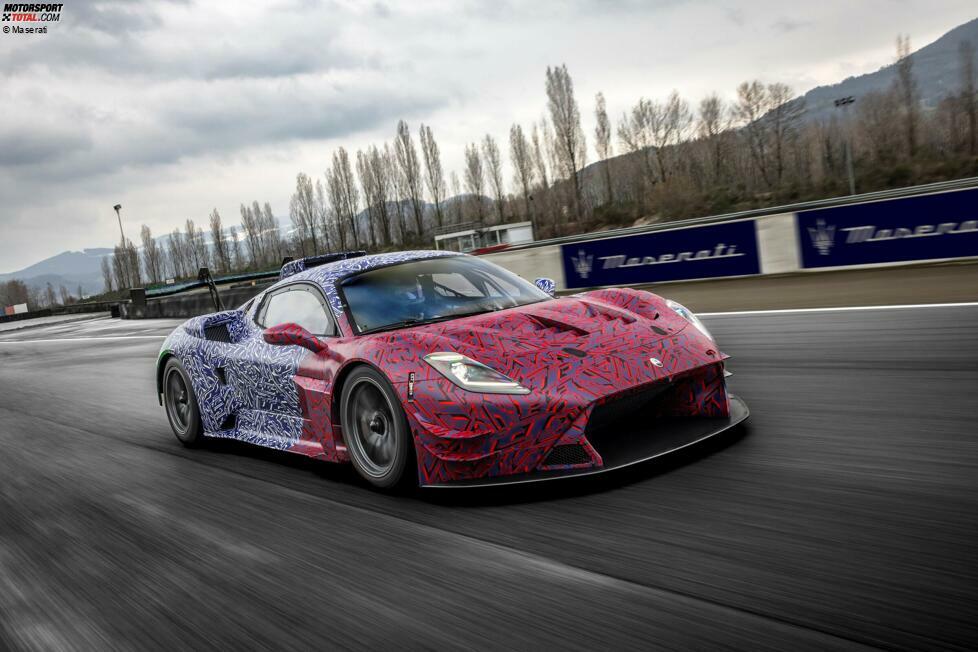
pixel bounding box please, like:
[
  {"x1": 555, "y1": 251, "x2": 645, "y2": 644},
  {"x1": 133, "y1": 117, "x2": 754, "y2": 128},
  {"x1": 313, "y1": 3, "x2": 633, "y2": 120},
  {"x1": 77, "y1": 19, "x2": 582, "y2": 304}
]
[
  {"x1": 797, "y1": 188, "x2": 978, "y2": 269},
  {"x1": 561, "y1": 220, "x2": 760, "y2": 289}
]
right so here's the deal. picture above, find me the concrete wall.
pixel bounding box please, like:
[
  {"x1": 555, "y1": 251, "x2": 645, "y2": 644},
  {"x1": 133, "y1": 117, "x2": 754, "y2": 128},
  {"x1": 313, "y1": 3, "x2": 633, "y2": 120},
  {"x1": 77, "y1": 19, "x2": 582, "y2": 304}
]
[
  {"x1": 755, "y1": 213, "x2": 799, "y2": 275},
  {"x1": 120, "y1": 182, "x2": 978, "y2": 318},
  {"x1": 482, "y1": 187, "x2": 978, "y2": 291}
]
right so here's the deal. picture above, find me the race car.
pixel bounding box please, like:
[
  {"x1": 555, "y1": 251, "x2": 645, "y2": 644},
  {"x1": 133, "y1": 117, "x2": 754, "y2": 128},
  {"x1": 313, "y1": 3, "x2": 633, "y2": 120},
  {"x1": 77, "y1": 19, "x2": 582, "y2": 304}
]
[{"x1": 157, "y1": 250, "x2": 748, "y2": 489}]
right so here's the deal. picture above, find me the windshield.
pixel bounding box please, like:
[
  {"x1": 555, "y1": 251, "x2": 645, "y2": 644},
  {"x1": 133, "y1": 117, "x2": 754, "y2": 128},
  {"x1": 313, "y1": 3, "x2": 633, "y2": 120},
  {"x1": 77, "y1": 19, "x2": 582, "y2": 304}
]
[{"x1": 340, "y1": 256, "x2": 551, "y2": 333}]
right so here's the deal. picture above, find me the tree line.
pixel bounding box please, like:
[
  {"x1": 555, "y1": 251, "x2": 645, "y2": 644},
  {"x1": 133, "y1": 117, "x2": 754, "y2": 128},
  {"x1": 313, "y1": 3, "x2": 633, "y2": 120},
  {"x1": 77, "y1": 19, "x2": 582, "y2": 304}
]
[{"x1": 76, "y1": 34, "x2": 978, "y2": 299}]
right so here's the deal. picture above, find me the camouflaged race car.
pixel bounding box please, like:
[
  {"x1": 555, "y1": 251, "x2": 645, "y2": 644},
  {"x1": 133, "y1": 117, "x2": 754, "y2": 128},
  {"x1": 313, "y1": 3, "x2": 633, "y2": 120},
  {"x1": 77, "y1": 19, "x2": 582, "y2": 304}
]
[{"x1": 157, "y1": 250, "x2": 748, "y2": 489}]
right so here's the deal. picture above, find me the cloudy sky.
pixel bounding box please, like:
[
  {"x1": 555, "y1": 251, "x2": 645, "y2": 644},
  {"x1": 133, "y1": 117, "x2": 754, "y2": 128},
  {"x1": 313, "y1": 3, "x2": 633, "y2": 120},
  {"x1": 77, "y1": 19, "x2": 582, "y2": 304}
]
[{"x1": 1, "y1": 0, "x2": 975, "y2": 272}]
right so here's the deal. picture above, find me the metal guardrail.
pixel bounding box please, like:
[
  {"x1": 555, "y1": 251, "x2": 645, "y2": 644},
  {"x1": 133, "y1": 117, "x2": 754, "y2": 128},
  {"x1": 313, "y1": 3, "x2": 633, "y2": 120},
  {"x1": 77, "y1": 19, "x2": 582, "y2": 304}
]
[{"x1": 503, "y1": 176, "x2": 978, "y2": 251}]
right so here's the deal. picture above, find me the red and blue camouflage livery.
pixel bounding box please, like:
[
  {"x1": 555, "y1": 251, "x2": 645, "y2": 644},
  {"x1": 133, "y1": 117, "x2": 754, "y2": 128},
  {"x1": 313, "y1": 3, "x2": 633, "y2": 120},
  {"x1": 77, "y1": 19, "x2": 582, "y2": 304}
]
[{"x1": 157, "y1": 250, "x2": 748, "y2": 488}]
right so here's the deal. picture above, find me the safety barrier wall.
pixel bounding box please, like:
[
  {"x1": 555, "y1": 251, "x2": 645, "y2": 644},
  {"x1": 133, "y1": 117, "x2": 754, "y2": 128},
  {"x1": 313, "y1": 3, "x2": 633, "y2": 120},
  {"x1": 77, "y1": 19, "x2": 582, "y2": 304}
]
[
  {"x1": 484, "y1": 185, "x2": 978, "y2": 290},
  {"x1": 120, "y1": 282, "x2": 275, "y2": 319},
  {"x1": 113, "y1": 181, "x2": 978, "y2": 319}
]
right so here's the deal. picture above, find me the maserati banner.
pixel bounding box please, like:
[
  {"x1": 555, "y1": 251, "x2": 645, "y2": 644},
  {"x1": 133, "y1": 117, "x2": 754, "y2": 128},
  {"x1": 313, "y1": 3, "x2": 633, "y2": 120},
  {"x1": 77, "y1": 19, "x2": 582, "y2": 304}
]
[
  {"x1": 797, "y1": 188, "x2": 978, "y2": 269},
  {"x1": 560, "y1": 220, "x2": 760, "y2": 289}
]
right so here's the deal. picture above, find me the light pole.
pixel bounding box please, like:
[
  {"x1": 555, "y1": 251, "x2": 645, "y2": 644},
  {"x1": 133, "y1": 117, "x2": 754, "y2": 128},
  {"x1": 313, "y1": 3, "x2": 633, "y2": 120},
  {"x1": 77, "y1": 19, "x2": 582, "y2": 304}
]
[
  {"x1": 834, "y1": 96, "x2": 856, "y2": 195},
  {"x1": 113, "y1": 203, "x2": 126, "y2": 245}
]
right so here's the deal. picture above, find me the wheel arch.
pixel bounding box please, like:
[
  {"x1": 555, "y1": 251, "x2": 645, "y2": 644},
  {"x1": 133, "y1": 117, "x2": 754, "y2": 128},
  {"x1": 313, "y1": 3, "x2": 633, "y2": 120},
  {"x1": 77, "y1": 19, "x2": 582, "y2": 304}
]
[{"x1": 156, "y1": 350, "x2": 175, "y2": 405}]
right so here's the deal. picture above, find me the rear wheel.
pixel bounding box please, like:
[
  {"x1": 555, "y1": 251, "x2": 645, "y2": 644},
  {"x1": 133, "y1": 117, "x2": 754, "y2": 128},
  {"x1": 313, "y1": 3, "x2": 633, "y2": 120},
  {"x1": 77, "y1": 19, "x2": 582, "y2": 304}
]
[
  {"x1": 163, "y1": 358, "x2": 204, "y2": 447},
  {"x1": 341, "y1": 366, "x2": 414, "y2": 489}
]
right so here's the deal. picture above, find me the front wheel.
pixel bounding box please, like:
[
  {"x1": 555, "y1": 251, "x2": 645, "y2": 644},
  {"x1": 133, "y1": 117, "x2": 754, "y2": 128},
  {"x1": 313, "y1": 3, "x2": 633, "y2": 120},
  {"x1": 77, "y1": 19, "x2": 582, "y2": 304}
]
[
  {"x1": 340, "y1": 366, "x2": 414, "y2": 490},
  {"x1": 163, "y1": 358, "x2": 204, "y2": 447}
]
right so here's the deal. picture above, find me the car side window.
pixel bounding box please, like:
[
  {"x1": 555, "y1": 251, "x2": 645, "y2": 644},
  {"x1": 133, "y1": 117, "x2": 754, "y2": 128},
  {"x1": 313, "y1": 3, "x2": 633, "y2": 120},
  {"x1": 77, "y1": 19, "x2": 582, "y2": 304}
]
[{"x1": 259, "y1": 285, "x2": 334, "y2": 336}]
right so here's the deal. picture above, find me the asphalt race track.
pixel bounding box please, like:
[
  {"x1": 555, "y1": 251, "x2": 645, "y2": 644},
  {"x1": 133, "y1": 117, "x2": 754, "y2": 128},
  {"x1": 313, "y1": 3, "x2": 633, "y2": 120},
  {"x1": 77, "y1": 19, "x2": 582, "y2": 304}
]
[{"x1": 1, "y1": 306, "x2": 976, "y2": 650}]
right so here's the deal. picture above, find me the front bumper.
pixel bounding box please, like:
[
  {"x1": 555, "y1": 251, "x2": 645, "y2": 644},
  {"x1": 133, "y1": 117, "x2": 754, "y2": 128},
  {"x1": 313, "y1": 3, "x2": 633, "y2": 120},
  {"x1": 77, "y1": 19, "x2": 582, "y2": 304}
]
[{"x1": 421, "y1": 394, "x2": 748, "y2": 488}]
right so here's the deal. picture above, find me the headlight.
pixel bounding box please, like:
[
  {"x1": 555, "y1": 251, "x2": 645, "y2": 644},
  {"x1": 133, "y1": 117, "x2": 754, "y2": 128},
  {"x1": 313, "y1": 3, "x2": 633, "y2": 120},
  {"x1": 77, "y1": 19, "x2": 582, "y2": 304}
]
[
  {"x1": 666, "y1": 299, "x2": 713, "y2": 341},
  {"x1": 424, "y1": 352, "x2": 530, "y2": 394}
]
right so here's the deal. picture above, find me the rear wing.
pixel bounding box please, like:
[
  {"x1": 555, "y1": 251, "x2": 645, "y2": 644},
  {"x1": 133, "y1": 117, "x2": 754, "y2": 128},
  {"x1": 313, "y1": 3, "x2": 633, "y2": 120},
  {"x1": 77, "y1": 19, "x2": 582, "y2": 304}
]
[{"x1": 280, "y1": 251, "x2": 367, "y2": 280}]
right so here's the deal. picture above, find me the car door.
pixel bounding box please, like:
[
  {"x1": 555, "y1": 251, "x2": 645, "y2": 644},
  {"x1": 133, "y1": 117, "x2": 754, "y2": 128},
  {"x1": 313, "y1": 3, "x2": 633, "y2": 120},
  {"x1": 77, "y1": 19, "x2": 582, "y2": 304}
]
[{"x1": 232, "y1": 282, "x2": 337, "y2": 449}]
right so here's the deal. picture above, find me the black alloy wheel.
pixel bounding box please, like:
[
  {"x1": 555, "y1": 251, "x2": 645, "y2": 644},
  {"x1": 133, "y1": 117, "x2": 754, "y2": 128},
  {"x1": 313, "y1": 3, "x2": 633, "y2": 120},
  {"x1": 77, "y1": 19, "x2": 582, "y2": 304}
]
[
  {"x1": 341, "y1": 366, "x2": 414, "y2": 489},
  {"x1": 163, "y1": 358, "x2": 203, "y2": 447}
]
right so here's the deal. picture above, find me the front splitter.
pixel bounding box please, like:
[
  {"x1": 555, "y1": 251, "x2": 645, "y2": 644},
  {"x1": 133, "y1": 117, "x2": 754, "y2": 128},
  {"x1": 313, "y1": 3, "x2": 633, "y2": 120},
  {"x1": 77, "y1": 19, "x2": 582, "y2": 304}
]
[{"x1": 421, "y1": 395, "x2": 749, "y2": 488}]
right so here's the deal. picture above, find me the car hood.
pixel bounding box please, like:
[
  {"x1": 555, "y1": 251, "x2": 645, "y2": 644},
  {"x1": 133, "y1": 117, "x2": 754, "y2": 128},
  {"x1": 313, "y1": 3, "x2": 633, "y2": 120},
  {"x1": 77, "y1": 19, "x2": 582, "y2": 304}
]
[{"x1": 379, "y1": 289, "x2": 722, "y2": 392}]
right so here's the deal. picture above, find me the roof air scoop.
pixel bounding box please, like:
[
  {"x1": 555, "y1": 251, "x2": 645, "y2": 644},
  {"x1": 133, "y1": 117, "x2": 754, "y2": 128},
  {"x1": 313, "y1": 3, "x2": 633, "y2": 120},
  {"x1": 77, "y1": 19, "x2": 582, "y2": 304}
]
[{"x1": 280, "y1": 251, "x2": 368, "y2": 279}]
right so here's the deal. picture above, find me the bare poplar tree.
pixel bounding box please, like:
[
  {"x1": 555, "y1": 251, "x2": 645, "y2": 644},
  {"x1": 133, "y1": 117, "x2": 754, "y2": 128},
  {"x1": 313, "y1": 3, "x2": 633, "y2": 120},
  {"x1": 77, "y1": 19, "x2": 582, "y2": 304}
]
[
  {"x1": 387, "y1": 143, "x2": 411, "y2": 243},
  {"x1": 482, "y1": 134, "x2": 505, "y2": 223},
  {"x1": 240, "y1": 203, "x2": 261, "y2": 267},
  {"x1": 419, "y1": 124, "x2": 446, "y2": 227},
  {"x1": 324, "y1": 166, "x2": 347, "y2": 251},
  {"x1": 126, "y1": 238, "x2": 142, "y2": 286},
  {"x1": 394, "y1": 120, "x2": 426, "y2": 237},
  {"x1": 766, "y1": 83, "x2": 804, "y2": 187},
  {"x1": 355, "y1": 149, "x2": 377, "y2": 248},
  {"x1": 291, "y1": 173, "x2": 319, "y2": 256},
  {"x1": 735, "y1": 80, "x2": 773, "y2": 187},
  {"x1": 168, "y1": 228, "x2": 185, "y2": 277},
  {"x1": 858, "y1": 89, "x2": 901, "y2": 162},
  {"x1": 463, "y1": 143, "x2": 485, "y2": 221},
  {"x1": 531, "y1": 122, "x2": 556, "y2": 235},
  {"x1": 257, "y1": 201, "x2": 281, "y2": 265},
  {"x1": 895, "y1": 34, "x2": 919, "y2": 158},
  {"x1": 288, "y1": 195, "x2": 306, "y2": 257},
  {"x1": 100, "y1": 256, "x2": 114, "y2": 293},
  {"x1": 662, "y1": 91, "x2": 693, "y2": 174},
  {"x1": 184, "y1": 219, "x2": 207, "y2": 272},
  {"x1": 357, "y1": 146, "x2": 394, "y2": 246},
  {"x1": 330, "y1": 147, "x2": 360, "y2": 248},
  {"x1": 449, "y1": 171, "x2": 463, "y2": 224},
  {"x1": 698, "y1": 94, "x2": 728, "y2": 182},
  {"x1": 618, "y1": 97, "x2": 667, "y2": 196},
  {"x1": 140, "y1": 224, "x2": 162, "y2": 284},
  {"x1": 509, "y1": 123, "x2": 536, "y2": 225},
  {"x1": 594, "y1": 92, "x2": 614, "y2": 204},
  {"x1": 224, "y1": 226, "x2": 239, "y2": 269},
  {"x1": 376, "y1": 145, "x2": 396, "y2": 245},
  {"x1": 314, "y1": 178, "x2": 334, "y2": 252},
  {"x1": 545, "y1": 64, "x2": 587, "y2": 217},
  {"x1": 208, "y1": 210, "x2": 230, "y2": 272}
]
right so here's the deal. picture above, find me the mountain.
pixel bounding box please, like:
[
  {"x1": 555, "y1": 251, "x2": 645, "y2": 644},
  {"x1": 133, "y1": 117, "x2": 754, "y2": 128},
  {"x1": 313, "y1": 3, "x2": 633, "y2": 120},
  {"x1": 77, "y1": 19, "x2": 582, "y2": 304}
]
[
  {"x1": 0, "y1": 248, "x2": 111, "y2": 296},
  {"x1": 796, "y1": 17, "x2": 978, "y2": 123}
]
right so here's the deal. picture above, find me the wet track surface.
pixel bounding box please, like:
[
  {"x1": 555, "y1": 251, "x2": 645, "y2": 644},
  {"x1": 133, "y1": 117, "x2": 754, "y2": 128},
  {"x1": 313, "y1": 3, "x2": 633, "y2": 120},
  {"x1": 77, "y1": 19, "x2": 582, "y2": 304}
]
[{"x1": 1, "y1": 307, "x2": 976, "y2": 650}]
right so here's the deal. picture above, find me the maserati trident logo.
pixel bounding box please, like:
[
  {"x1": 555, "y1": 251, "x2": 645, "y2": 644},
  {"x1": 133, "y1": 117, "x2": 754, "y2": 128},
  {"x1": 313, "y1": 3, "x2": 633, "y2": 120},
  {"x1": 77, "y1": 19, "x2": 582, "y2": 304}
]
[
  {"x1": 649, "y1": 357, "x2": 663, "y2": 368},
  {"x1": 571, "y1": 249, "x2": 593, "y2": 279},
  {"x1": 807, "y1": 219, "x2": 836, "y2": 255}
]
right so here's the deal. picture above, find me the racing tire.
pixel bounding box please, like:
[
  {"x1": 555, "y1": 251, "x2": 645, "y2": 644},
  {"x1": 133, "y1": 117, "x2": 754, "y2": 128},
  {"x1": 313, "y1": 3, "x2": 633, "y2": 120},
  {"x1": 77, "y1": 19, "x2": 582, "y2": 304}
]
[
  {"x1": 163, "y1": 357, "x2": 204, "y2": 447},
  {"x1": 340, "y1": 366, "x2": 415, "y2": 490}
]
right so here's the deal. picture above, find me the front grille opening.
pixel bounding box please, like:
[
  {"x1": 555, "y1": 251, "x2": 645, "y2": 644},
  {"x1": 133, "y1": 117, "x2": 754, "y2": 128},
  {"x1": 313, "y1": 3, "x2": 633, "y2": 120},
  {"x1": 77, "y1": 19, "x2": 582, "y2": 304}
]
[
  {"x1": 587, "y1": 384, "x2": 673, "y2": 436},
  {"x1": 542, "y1": 444, "x2": 592, "y2": 467}
]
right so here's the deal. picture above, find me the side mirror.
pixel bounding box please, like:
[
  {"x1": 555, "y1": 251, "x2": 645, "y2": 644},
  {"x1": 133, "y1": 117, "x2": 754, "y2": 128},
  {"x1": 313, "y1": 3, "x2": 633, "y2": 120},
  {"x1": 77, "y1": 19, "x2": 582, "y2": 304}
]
[
  {"x1": 263, "y1": 323, "x2": 327, "y2": 354},
  {"x1": 534, "y1": 277, "x2": 557, "y2": 297}
]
